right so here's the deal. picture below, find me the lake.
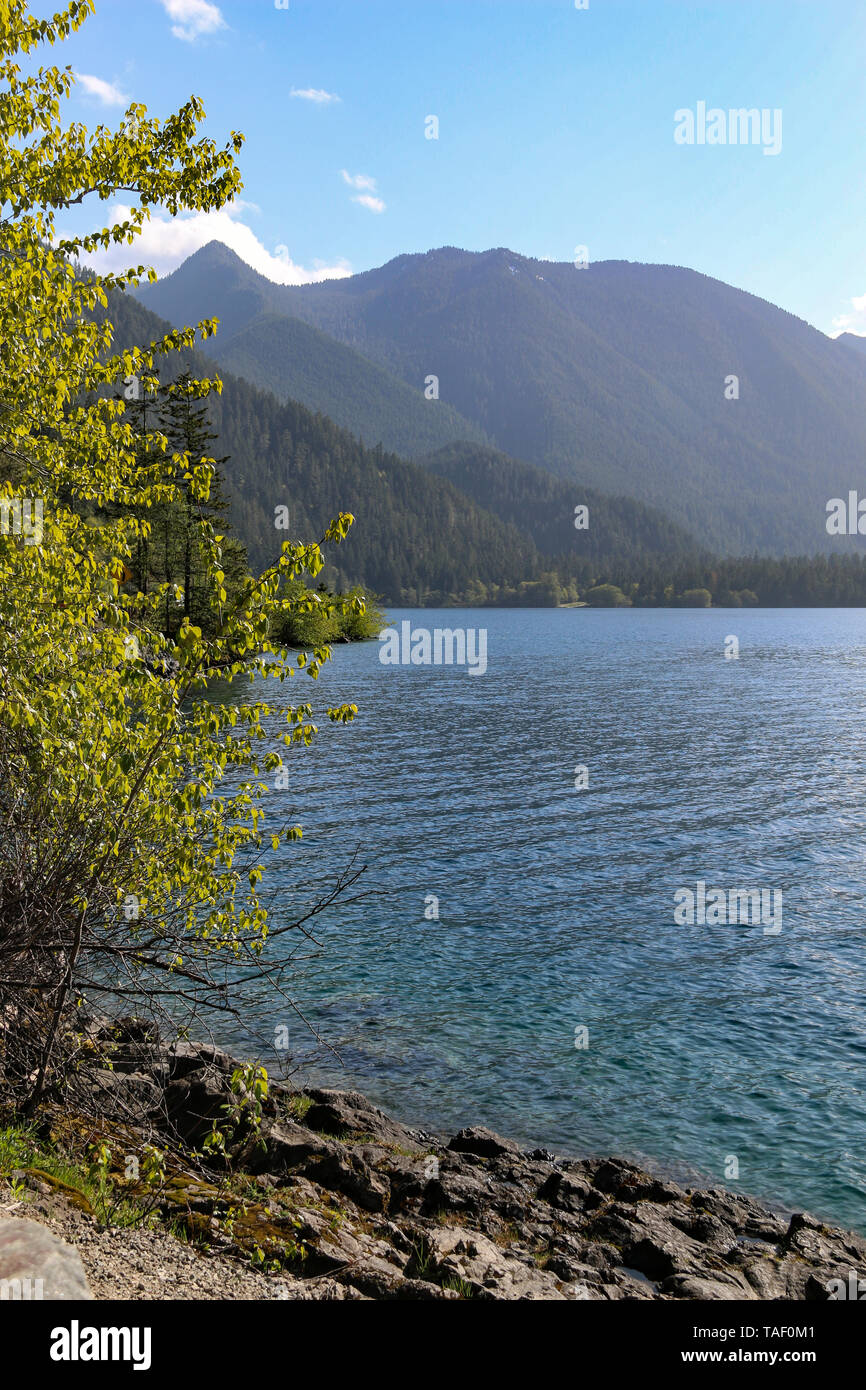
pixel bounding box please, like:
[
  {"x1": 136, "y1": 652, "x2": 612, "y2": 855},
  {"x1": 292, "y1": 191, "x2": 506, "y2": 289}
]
[{"x1": 212, "y1": 607, "x2": 866, "y2": 1232}]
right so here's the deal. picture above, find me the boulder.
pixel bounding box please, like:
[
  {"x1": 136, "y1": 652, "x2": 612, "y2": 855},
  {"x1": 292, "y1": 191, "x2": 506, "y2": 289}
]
[
  {"x1": 303, "y1": 1150, "x2": 391, "y2": 1213},
  {"x1": 90, "y1": 1068, "x2": 162, "y2": 1117},
  {"x1": 447, "y1": 1126, "x2": 520, "y2": 1160},
  {"x1": 426, "y1": 1226, "x2": 569, "y2": 1300},
  {"x1": 166, "y1": 1040, "x2": 235, "y2": 1080},
  {"x1": 247, "y1": 1120, "x2": 335, "y2": 1174},
  {"x1": 0, "y1": 1218, "x2": 92, "y2": 1300},
  {"x1": 537, "y1": 1169, "x2": 595, "y2": 1215},
  {"x1": 162, "y1": 1073, "x2": 231, "y2": 1147},
  {"x1": 300, "y1": 1089, "x2": 422, "y2": 1151}
]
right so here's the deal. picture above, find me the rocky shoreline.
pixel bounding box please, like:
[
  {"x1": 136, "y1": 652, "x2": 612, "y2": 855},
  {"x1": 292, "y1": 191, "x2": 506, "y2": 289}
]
[{"x1": 2, "y1": 1020, "x2": 864, "y2": 1301}]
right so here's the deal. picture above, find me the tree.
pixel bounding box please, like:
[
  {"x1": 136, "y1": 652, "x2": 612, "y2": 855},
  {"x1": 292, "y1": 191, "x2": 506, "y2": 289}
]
[
  {"x1": 161, "y1": 369, "x2": 229, "y2": 628},
  {"x1": 120, "y1": 367, "x2": 247, "y2": 636},
  {"x1": 583, "y1": 583, "x2": 631, "y2": 607},
  {"x1": 679, "y1": 588, "x2": 712, "y2": 608},
  {"x1": 0, "y1": 0, "x2": 364, "y2": 1113}
]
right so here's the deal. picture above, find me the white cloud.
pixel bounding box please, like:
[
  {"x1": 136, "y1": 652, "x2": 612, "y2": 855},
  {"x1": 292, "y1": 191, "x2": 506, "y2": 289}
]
[
  {"x1": 67, "y1": 202, "x2": 351, "y2": 286},
  {"x1": 159, "y1": 0, "x2": 226, "y2": 43},
  {"x1": 291, "y1": 88, "x2": 340, "y2": 104},
  {"x1": 339, "y1": 171, "x2": 386, "y2": 212},
  {"x1": 340, "y1": 170, "x2": 376, "y2": 192},
  {"x1": 76, "y1": 73, "x2": 129, "y2": 107},
  {"x1": 831, "y1": 291, "x2": 866, "y2": 337},
  {"x1": 352, "y1": 194, "x2": 386, "y2": 214}
]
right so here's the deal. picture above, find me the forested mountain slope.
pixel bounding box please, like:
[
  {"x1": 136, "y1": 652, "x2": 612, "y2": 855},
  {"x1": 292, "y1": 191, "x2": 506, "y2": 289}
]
[{"x1": 139, "y1": 242, "x2": 866, "y2": 556}]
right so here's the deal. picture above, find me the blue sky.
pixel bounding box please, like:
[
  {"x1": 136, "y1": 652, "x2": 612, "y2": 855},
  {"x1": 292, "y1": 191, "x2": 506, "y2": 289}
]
[{"x1": 39, "y1": 0, "x2": 866, "y2": 335}]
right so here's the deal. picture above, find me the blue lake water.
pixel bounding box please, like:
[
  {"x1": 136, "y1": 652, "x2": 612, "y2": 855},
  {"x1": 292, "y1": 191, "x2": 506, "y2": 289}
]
[{"x1": 213, "y1": 608, "x2": 866, "y2": 1232}]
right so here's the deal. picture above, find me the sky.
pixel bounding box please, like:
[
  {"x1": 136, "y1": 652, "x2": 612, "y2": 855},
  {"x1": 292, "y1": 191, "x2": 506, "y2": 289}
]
[{"x1": 31, "y1": 0, "x2": 866, "y2": 336}]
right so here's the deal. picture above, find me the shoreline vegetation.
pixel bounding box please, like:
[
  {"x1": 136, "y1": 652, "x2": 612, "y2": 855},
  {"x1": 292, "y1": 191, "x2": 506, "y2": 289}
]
[
  {"x1": 271, "y1": 583, "x2": 384, "y2": 648},
  {"x1": 2, "y1": 1020, "x2": 863, "y2": 1302},
  {"x1": 367, "y1": 555, "x2": 866, "y2": 609}
]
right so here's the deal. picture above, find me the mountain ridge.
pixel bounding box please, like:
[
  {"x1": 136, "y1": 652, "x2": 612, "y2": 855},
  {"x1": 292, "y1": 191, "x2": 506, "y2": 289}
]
[{"x1": 138, "y1": 241, "x2": 866, "y2": 556}]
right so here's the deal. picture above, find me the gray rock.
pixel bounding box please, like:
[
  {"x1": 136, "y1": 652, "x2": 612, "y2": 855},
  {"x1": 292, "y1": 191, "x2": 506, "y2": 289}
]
[
  {"x1": 304, "y1": 1150, "x2": 391, "y2": 1213},
  {"x1": 167, "y1": 1040, "x2": 235, "y2": 1080},
  {"x1": 251, "y1": 1120, "x2": 336, "y2": 1173},
  {"x1": 447, "y1": 1126, "x2": 520, "y2": 1159},
  {"x1": 662, "y1": 1272, "x2": 754, "y2": 1300},
  {"x1": 0, "y1": 1218, "x2": 92, "y2": 1300},
  {"x1": 91, "y1": 1068, "x2": 162, "y2": 1117},
  {"x1": 301, "y1": 1089, "x2": 422, "y2": 1151},
  {"x1": 426, "y1": 1226, "x2": 569, "y2": 1300},
  {"x1": 163, "y1": 1073, "x2": 232, "y2": 1146},
  {"x1": 537, "y1": 1169, "x2": 596, "y2": 1214}
]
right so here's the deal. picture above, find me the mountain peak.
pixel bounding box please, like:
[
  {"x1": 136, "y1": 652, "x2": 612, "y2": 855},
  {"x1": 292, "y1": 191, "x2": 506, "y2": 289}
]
[
  {"x1": 188, "y1": 239, "x2": 246, "y2": 265},
  {"x1": 837, "y1": 331, "x2": 866, "y2": 355},
  {"x1": 171, "y1": 240, "x2": 255, "y2": 278},
  {"x1": 136, "y1": 240, "x2": 275, "y2": 340}
]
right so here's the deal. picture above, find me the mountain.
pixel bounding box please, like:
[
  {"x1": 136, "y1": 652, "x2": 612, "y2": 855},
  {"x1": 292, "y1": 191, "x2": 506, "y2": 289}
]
[
  {"x1": 136, "y1": 239, "x2": 279, "y2": 341},
  {"x1": 138, "y1": 243, "x2": 491, "y2": 460},
  {"x1": 102, "y1": 290, "x2": 697, "y2": 603},
  {"x1": 420, "y1": 441, "x2": 702, "y2": 565},
  {"x1": 139, "y1": 242, "x2": 866, "y2": 555},
  {"x1": 837, "y1": 332, "x2": 866, "y2": 357},
  {"x1": 214, "y1": 312, "x2": 491, "y2": 459}
]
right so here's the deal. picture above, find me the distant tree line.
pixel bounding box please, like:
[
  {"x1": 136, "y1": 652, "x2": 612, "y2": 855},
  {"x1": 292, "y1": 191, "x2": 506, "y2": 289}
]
[{"x1": 554, "y1": 554, "x2": 866, "y2": 609}]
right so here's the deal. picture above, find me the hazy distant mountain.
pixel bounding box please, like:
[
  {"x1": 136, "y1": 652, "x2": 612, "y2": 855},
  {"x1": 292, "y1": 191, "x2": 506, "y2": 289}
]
[{"x1": 139, "y1": 242, "x2": 866, "y2": 555}]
